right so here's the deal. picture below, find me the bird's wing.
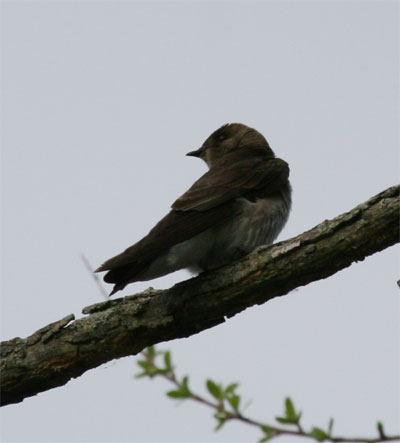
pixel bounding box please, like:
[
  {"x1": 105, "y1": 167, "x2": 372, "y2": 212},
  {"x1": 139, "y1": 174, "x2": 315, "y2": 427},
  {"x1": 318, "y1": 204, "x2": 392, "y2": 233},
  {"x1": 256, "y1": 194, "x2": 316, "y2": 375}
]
[
  {"x1": 96, "y1": 202, "x2": 235, "y2": 292},
  {"x1": 172, "y1": 149, "x2": 289, "y2": 211}
]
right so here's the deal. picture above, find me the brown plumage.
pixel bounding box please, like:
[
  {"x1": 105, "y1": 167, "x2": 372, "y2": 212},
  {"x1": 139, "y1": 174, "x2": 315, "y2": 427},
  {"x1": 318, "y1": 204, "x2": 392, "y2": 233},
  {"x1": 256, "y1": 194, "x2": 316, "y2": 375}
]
[{"x1": 96, "y1": 123, "x2": 291, "y2": 295}]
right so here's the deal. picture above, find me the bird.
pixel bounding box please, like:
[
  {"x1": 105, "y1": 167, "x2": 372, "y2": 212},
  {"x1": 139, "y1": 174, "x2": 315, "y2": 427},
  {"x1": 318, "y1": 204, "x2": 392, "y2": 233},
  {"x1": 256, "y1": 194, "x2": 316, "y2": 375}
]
[{"x1": 96, "y1": 123, "x2": 292, "y2": 296}]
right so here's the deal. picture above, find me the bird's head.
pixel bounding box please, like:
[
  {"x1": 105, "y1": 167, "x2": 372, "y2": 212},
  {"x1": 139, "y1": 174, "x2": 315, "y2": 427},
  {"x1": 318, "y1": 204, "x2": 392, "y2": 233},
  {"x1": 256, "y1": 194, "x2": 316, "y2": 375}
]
[{"x1": 186, "y1": 123, "x2": 275, "y2": 168}]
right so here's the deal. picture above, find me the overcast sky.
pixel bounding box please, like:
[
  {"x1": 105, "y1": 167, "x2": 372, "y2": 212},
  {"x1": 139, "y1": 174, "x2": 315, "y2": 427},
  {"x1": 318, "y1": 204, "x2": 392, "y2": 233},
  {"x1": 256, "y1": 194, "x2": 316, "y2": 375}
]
[{"x1": 1, "y1": 1, "x2": 399, "y2": 442}]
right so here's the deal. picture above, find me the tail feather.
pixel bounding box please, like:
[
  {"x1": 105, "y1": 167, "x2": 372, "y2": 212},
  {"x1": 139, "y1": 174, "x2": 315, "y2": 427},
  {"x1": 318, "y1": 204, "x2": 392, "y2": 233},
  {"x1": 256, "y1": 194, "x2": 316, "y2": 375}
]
[
  {"x1": 108, "y1": 283, "x2": 126, "y2": 296},
  {"x1": 94, "y1": 264, "x2": 107, "y2": 273},
  {"x1": 98, "y1": 261, "x2": 145, "y2": 296}
]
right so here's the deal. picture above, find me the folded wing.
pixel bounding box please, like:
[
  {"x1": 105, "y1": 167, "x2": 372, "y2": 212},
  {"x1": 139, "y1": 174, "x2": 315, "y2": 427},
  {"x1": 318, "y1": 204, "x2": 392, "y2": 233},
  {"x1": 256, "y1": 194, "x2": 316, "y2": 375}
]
[{"x1": 172, "y1": 148, "x2": 289, "y2": 211}]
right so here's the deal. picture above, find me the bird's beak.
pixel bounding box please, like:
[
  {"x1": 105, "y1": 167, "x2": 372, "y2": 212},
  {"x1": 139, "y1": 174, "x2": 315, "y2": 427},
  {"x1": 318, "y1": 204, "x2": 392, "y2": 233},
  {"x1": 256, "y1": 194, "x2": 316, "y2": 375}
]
[{"x1": 186, "y1": 147, "x2": 205, "y2": 157}]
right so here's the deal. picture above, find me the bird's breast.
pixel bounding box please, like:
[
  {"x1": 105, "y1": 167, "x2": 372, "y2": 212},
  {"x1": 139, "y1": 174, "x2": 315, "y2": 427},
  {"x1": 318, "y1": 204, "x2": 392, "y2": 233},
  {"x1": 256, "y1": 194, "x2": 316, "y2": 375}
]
[
  {"x1": 150, "y1": 183, "x2": 292, "y2": 277},
  {"x1": 194, "y1": 183, "x2": 292, "y2": 271}
]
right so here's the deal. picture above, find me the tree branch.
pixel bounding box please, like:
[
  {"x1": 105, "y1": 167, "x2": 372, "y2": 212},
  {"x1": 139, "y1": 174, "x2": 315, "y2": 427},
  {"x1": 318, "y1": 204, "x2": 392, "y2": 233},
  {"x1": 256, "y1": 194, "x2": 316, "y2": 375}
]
[{"x1": 1, "y1": 185, "x2": 399, "y2": 407}]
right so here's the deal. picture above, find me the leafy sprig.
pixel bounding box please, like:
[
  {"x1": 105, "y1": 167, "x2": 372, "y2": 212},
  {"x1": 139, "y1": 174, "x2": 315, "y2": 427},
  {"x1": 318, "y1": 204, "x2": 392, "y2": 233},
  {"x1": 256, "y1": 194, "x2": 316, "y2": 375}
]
[{"x1": 136, "y1": 346, "x2": 399, "y2": 443}]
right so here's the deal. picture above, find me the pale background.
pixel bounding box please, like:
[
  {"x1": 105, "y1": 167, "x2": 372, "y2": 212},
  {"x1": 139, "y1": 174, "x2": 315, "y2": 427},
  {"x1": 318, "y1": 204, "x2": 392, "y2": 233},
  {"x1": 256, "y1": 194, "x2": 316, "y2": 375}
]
[{"x1": 1, "y1": 1, "x2": 399, "y2": 442}]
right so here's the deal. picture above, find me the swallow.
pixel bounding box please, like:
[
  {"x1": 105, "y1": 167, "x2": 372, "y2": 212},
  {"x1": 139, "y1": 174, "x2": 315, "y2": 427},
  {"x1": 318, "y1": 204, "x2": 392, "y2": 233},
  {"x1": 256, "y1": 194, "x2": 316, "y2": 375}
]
[{"x1": 96, "y1": 123, "x2": 292, "y2": 295}]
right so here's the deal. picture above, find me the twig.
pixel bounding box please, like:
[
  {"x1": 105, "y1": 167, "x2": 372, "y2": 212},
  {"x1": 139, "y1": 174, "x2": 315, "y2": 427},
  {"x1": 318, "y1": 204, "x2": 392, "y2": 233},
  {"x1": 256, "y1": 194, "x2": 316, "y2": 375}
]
[{"x1": 137, "y1": 347, "x2": 400, "y2": 443}]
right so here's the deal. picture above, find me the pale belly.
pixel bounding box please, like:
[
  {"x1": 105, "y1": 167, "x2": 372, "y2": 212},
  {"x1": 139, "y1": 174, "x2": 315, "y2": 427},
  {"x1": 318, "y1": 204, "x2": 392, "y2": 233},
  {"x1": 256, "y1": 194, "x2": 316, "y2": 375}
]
[
  {"x1": 191, "y1": 193, "x2": 291, "y2": 271},
  {"x1": 143, "y1": 187, "x2": 292, "y2": 280}
]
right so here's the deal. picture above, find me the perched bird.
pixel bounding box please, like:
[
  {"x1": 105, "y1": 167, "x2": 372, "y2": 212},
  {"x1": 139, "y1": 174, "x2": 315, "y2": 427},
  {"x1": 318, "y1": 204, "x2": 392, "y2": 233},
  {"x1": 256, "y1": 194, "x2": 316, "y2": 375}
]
[{"x1": 96, "y1": 123, "x2": 292, "y2": 295}]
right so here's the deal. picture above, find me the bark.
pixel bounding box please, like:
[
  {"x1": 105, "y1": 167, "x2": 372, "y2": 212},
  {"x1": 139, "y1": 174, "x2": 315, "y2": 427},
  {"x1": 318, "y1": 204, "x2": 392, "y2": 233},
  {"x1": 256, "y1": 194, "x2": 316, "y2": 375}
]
[{"x1": 1, "y1": 185, "x2": 399, "y2": 407}]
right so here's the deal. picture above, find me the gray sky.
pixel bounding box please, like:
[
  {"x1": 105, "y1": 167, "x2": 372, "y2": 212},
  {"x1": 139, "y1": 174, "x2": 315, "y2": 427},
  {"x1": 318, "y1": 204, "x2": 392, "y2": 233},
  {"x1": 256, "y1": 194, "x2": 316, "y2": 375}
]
[{"x1": 1, "y1": 1, "x2": 399, "y2": 442}]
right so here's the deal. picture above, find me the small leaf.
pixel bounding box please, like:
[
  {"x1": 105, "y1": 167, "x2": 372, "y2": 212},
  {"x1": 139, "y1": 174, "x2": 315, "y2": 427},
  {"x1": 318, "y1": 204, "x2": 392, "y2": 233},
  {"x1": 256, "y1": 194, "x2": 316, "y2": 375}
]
[
  {"x1": 213, "y1": 411, "x2": 227, "y2": 432},
  {"x1": 137, "y1": 360, "x2": 157, "y2": 377},
  {"x1": 135, "y1": 372, "x2": 147, "y2": 378},
  {"x1": 283, "y1": 397, "x2": 301, "y2": 423},
  {"x1": 166, "y1": 389, "x2": 190, "y2": 399},
  {"x1": 137, "y1": 360, "x2": 148, "y2": 369},
  {"x1": 137, "y1": 360, "x2": 152, "y2": 373},
  {"x1": 377, "y1": 421, "x2": 385, "y2": 439},
  {"x1": 214, "y1": 419, "x2": 225, "y2": 432},
  {"x1": 163, "y1": 351, "x2": 172, "y2": 372},
  {"x1": 182, "y1": 376, "x2": 189, "y2": 389},
  {"x1": 276, "y1": 416, "x2": 298, "y2": 425},
  {"x1": 260, "y1": 426, "x2": 275, "y2": 442},
  {"x1": 261, "y1": 425, "x2": 273, "y2": 433},
  {"x1": 146, "y1": 346, "x2": 156, "y2": 359},
  {"x1": 228, "y1": 394, "x2": 240, "y2": 411},
  {"x1": 206, "y1": 379, "x2": 223, "y2": 400},
  {"x1": 225, "y1": 383, "x2": 239, "y2": 394},
  {"x1": 259, "y1": 434, "x2": 274, "y2": 443},
  {"x1": 328, "y1": 418, "x2": 334, "y2": 436},
  {"x1": 310, "y1": 427, "x2": 329, "y2": 442},
  {"x1": 214, "y1": 411, "x2": 227, "y2": 421},
  {"x1": 285, "y1": 397, "x2": 296, "y2": 420}
]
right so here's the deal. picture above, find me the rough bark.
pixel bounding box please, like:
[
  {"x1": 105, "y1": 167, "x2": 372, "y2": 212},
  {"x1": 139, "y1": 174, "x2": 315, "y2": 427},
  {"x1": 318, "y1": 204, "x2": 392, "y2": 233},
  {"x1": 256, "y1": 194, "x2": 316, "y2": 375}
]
[{"x1": 1, "y1": 185, "x2": 399, "y2": 407}]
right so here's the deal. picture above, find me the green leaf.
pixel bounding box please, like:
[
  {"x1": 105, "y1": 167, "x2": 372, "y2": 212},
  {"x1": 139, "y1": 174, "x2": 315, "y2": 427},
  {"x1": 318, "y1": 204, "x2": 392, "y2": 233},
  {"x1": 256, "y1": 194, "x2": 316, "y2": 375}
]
[
  {"x1": 228, "y1": 394, "x2": 240, "y2": 411},
  {"x1": 285, "y1": 397, "x2": 296, "y2": 420},
  {"x1": 328, "y1": 418, "x2": 334, "y2": 436},
  {"x1": 260, "y1": 426, "x2": 275, "y2": 442},
  {"x1": 214, "y1": 411, "x2": 226, "y2": 420},
  {"x1": 214, "y1": 419, "x2": 225, "y2": 432},
  {"x1": 137, "y1": 360, "x2": 148, "y2": 369},
  {"x1": 213, "y1": 411, "x2": 227, "y2": 432},
  {"x1": 377, "y1": 421, "x2": 385, "y2": 438},
  {"x1": 206, "y1": 379, "x2": 223, "y2": 400},
  {"x1": 276, "y1": 416, "x2": 298, "y2": 425},
  {"x1": 166, "y1": 389, "x2": 190, "y2": 399},
  {"x1": 182, "y1": 376, "x2": 189, "y2": 389},
  {"x1": 137, "y1": 360, "x2": 151, "y2": 372},
  {"x1": 214, "y1": 411, "x2": 227, "y2": 420},
  {"x1": 135, "y1": 372, "x2": 147, "y2": 378},
  {"x1": 259, "y1": 434, "x2": 274, "y2": 443},
  {"x1": 225, "y1": 383, "x2": 239, "y2": 394},
  {"x1": 282, "y1": 397, "x2": 301, "y2": 423},
  {"x1": 310, "y1": 427, "x2": 329, "y2": 442},
  {"x1": 261, "y1": 426, "x2": 273, "y2": 433},
  {"x1": 136, "y1": 360, "x2": 159, "y2": 377},
  {"x1": 163, "y1": 351, "x2": 172, "y2": 372},
  {"x1": 146, "y1": 346, "x2": 156, "y2": 359}
]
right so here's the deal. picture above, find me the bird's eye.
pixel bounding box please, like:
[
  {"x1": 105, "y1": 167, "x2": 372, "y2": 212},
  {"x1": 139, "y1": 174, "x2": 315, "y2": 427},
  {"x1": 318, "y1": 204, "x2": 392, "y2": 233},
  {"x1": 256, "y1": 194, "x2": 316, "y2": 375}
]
[{"x1": 217, "y1": 133, "x2": 227, "y2": 141}]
